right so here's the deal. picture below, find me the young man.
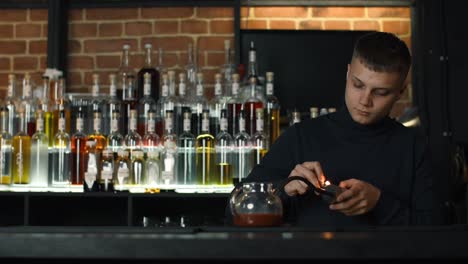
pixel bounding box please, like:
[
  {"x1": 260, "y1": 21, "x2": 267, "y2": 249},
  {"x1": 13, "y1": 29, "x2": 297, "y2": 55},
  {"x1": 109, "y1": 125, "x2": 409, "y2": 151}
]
[{"x1": 232, "y1": 32, "x2": 437, "y2": 226}]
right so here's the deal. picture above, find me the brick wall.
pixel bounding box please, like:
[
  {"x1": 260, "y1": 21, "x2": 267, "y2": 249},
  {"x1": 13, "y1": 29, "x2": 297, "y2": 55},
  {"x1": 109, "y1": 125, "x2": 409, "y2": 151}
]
[{"x1": 0, "y1": 8, "x2": 48, "y2": 97}]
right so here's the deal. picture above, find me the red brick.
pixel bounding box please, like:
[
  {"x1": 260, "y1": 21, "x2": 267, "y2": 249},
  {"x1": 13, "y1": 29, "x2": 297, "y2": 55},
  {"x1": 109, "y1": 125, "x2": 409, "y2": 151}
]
[
  {"x1": 181, "y1": 20, "x2": 208, "y2": 34},
  {"x1": 154, "y1": 21, "x2": 179, "y2": 34},
  {"x1": 84, "y1": 39, "x2": 138, "y2": 53},
  {"x1": 354, "y1": 20, "x2": 380, "y2": 31},
  {"x1": 141, "y1": 37, "x2": 193, "y2": 52},
  {"x1": 69, "y1": 23, "x2": 97, "y2": 38},
  {"x1": 87, "y1": 8, "x2": 138, "y2": 20},
  {"x1": 16, "y1": 24, "x2": 42, "y2": 38},
  {"x1": 125, "y1": 22, "x2": 152, "y2": 36},
  {"x1": 241, "y1": 7, "x2": 250, "y2": 18},
  {"x1": 206, "y1": 52, "x2": 224, "y2": 67},
  {"x1": 39, "y1": 56, "x2": 47, "y2": 69},
  {"x1": 30, "y1": 9, "x2": 48, "y2": 21},
  {"x1": 270, "y1": 20, "x2": 296, "y2": 30},
  {"x1": 13, "y1": 57, "x2": 38, "y2": 71},
  {"x1": 96, "y1": 55, "x2": 120, "y2": 69},
  {"x1": 255, "y1": 7, "x2": 308, "y2": 18},
  {"x1": 313, "y1": 7, "x2": 365, "y2": 18},
  {"x1": 299, "y1": 20, "x2": 322, "y2": 30},
  {"x1": 198, "y1": 36, "x2": 234, "y2": 51},
  {"x1": 368, "y1": 7, "x2": 410, "y2": 18},
  {"x1": 141, "y1": 7, "x2": 194, "y2": 19},
  {"x1": 197, "y1": 7, "x2": 233, "y2": 18},
  {"x1": 42, "y1": 24, "x2": 48, "y2": 37},
  {"x1": 0, "y1": 58, "x2": 10, "y2": 71},
  {"x1": 68, "y1": 72, "x2": 83, "y2": 87},
  {"x1": 29, "y1": 40, "x2": 47, "y2": 54},
  {"x1": 68, "y1": 56, "x2": 94, "y2": 69},
  {"x1": 0, "y1": 25, "x2": 13, "y2": 39},
  {"x1": 68, "y1": 40, "x2": 82, "y2": 53},
  {"x1": 0, "y1": 10, "x2": 27, "y2": 22},
  {"x1": 240, "y1": 19, "x2": 267, "y2": 30},
  {"x1": 383, "y1": 21, "x2": 410, "y2": 35},
  {"x1": 69, "y1": 9, "x2": 83, "y2": 21},
  {"x1": 210, "y1": 20, "x2": 234, "y2": 34},
  {"x1": 0, "y1": 41, "x2": 26, "y2": 54},
  {"x1": 99, "y1": 23, "x2": 122, "y2": 37},
  {"x1": 323, "y1": 20, "x2": 351, "y2": 30}
]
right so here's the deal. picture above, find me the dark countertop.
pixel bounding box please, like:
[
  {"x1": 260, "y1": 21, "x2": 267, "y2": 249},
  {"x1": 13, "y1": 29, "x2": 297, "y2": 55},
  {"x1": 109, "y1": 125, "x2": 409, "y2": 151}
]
[{"x1": 1, "y1": 225, "x2": 468, "y2": 262}]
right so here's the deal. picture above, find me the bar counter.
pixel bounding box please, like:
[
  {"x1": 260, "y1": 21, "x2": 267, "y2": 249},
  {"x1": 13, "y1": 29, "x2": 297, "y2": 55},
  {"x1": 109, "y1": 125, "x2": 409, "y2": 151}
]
[{"x1": 1, "y1": 225, "x2": 467, "y2": 263}]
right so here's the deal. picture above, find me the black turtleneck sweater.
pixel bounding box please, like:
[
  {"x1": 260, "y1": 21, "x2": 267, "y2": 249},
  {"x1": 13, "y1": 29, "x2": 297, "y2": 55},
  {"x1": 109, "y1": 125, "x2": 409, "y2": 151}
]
[{"x1": 237, "y1": 107, "x2": 436, "y2": 227}]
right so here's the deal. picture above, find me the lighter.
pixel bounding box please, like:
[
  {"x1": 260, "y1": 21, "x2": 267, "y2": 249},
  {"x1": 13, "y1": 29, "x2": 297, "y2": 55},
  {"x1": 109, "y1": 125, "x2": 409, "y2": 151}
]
[{"x1": 319, "y1": 181, "x2": 344, "y2": 204}]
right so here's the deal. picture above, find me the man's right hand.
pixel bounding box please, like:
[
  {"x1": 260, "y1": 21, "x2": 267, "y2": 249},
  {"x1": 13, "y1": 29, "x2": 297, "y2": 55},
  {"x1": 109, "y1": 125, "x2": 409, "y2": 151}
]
[{"x1": 284, "y1": 161, "x2": 326, "y2": 196}]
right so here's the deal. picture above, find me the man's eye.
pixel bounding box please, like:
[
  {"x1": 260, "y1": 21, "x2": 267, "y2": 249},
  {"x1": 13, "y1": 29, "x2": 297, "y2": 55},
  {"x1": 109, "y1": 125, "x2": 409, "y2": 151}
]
[
  {"x1": 374, "y1": 90, "x2": 389, "y2": 96},
  {"x1": 353, "y1": 83, "x2": 364, "y2": 89}
]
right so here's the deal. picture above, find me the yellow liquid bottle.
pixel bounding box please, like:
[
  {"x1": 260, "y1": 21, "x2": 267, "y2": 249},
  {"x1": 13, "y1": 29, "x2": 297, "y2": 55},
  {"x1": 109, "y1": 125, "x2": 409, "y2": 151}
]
[
  {"x1": 265, "y1": 72, "x2": 281, "y2": 147},
  {"x1": 196, "y1": 111, "x2": 216, "y2": 185},
  {"x1": 0, "y1": 109, "x2": 12, "y2": 185},
  {"x1": 12, "y1": 113, "x2": 31, "y2": 185},
  {"x1": 88, "y1": 111, "x2": 107, "y2": 179}
]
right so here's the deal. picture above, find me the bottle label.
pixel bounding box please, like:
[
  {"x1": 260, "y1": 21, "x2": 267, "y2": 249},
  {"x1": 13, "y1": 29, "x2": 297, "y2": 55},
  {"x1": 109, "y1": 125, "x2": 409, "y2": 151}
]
[
  {"x1": 111, "y1": 118, "x2": 118, "y2": 132},
  {"x1": 183, "y1": 118, "x2": 190, "y2": 132},
  {"x1": 266, "y1": 83, "x2": 274, "y2": 95},
  {"x1": 76, "y1": 118, "x2": 84, "y2": 131},
  {"x1": 202, "y1": 118, "x2": 209, "y2": 132},
  {"x1": 36, "y1": 118, "x2": 44, "y2": 132},
  {"x1": 215, "y1": 83, "x2": 222, "y2": 96},
  {"x1": 144, "y1": 83, "x2": 151, "y2": 96},
  {"x1": 101, "y1": 170, "x2": 113, "y2": 180},
  {"x1": 196, "y1": 84, "x2": 203, "y2": 96},
  {"x1": 232, "y1": 83, "x2": 239, "y2": 95},
  {"x1": 256, "y1": 119, "x2": 264, "y2": 132},
  {"x1": 239, "y1": 118, "x2": 246, "y2": 132},
  {"x1": 165, "y1": 118, "x2": 173, "y2": 131},
  {"x1": 130, "y1": 118, "x2": 137, "y2": 131},
  {"x1": 249, "y1": 50, "x2": 256, "y2": 62},
  {"x1": 94, "y1": 117, "x2": 101, "y2": 132},
  {"x1": 220, "y1": 118, "x2": 228, "y2": 131},
  {"x1": 162, "y1": 85, "x2": 169, "y2": 96},
  {"x1": 179, "y1": 83, "x2": 186, "y2": 96},
  {"x1": 110, "y1": 84, "x2": 117, "y2": 97},
  {"x1": 59, "y1": 117, "x2": 65, "y2": 131},
  {"x1": 92, "y1": 85, "x2": 99, "y2": 96},
  {"x1": 24, "y1": 84, "x2": 32, "y2": 97},
  {"x1": 7, "y1": 84, "x2": 13, "y2": 98},
  {"x1": 148, "y1": 119, "x2": 155, "y2": 133}
]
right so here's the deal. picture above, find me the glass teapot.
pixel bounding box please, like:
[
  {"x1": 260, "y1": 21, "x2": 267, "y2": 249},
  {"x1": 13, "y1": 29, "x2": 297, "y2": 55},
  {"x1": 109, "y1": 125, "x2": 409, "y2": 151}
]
[{"x1": 229, "y1": 182, "x2": 283, "y2": 227}]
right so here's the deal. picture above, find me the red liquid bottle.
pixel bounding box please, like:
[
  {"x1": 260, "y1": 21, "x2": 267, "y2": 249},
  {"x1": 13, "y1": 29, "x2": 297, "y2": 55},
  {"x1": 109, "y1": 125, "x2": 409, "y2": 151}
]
[
  {"x1": 137, "y1": 43, "x2": 160, "y2": 102},
  {"x1": 227, "y1": 73, "x2": 242, "y2": 136},
  {"x1": 71, "y1": 108, "x2": 87, "y2": 185}
]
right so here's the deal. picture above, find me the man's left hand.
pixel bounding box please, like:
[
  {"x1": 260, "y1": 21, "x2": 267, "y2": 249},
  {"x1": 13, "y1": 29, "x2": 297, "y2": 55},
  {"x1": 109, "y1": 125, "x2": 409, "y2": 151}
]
[{"x1": 329, "y1": 179, "x2": 381, "y2": 216}]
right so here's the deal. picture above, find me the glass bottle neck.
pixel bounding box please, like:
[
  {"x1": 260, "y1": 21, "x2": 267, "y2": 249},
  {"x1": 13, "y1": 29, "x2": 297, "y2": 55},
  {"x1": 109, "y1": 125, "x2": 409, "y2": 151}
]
[{"x1": 145, "y1": 47, "x2": 152, "y2": 67}]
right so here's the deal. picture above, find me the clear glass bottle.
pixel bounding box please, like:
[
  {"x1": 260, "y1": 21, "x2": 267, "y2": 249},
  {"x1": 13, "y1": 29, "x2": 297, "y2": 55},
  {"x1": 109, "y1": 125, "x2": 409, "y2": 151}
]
[
  {"x1": 53, "y1": 77, "x2": 71, "y2": 135},
  {"x1": 115, "y1": 149, "x2": 131, "y2": 191},
  {"x1": 227, "y1": 73, "x2": 242, "y2": 137},
  {"x1": 209, "y1": 73, "x2": 225, "y2": 137},
  {"x1": 51, "y1": 109, "x2": 71, "y2": 186},
  {"x1": 107, "y1": 110, "x2": 124, "y2": 158},
  {"x1": 138, "y1": 43, "x2": 160, "y2": 102},
  {"x1": 177, "y1": 110, "x2": 196, "y2": 185},
  {"x1": 138, "y1": 72, "x2": 157, "y2": 136},
  {"x1": 122, "y1": 75, "x2": 138, "y2": 135},
  {"x1": 196, "y1": 110, "x2": 216, "y2": 185},
  {"x1": 220, "y1": 40, "x2": 236, "y2": 91},
  {"x1": 233, "y1": 110, "x2": 253, "y2": 184},
  {"x1": 12, "y1": 112, "x2": 31, "y2": 185},
  {"x1": 145, "y1": 150, "x2": 160, "y2": 187},
  {"x1": 71, "y1": 107, "x2": 87, "y2": 185},
  {"x1": 88, "y1": 73, "x2": 103, "y2": 134},
  {"x1": 104, "y1": 74, "x2": 122, "y2": 137},
  {"x1": 157, "y1": 47, "x2": 168, "y2": 78},
  {"x1": 124, "y1": 109, "x2": 142, "y2": 158},
  {"x1": 131, "y1": 149, "x2": 145, "y2": 186},
  {"x1": 84, "y1": 140, "x2": 98, "y2": 191},
  {"x1": 143, "y1": 110, "x2": 160, "y2": 153},
  {"x1": 117, "y1": 44, "x2": 135, "y2": 101},
  {"x1": 161, "y1": 110, "x2": 177, "y2": 185},
  {"x1": 178, "y1": 73, "x2": 191, "y2": 136},
  {"x1": 252, "y1": 108, "x2": 268, "y2": 165},
  {"x1": 265, "y1": 72, "x2": 280, "y2": 148},
  {"x1": 185, "y1": 43, "x2": 198, "y2": 96},
  {"x1": 99, "y1": 149, "x2": 115, "y2": 192},
  {"x1": 39, "y1": 76, "x2": 55, "y2": 147},
  {"x1": 165, "y1": 70, "x2": 182, "y2": 136},
  {"x1": 30, "y1": 110, "x2": 49, "y2": 187},
  {"x1": 20, "y1": 73, "x2": 38, "y2": 137},
  {"x1": 155, "y1": 73, "x2": 169, "y2": 138},
  {"x1": 244, "y1": 77, "x2": 264, "y2": 137},
  {"x1": 190, "y1": 72, "x2": 208, "y2": 136},
  {"x1": 5, "y1": 74, "x2": 18, "y2": 136},
  {"x1": 245, "y1": 41, "x2": 261, "y2": 85},
  {"x1": 0, "y1": 108, "x2": 12, "y2": 185},
  {"x1": 215, "y1": 109, "x2": 233, "y2": 186}
]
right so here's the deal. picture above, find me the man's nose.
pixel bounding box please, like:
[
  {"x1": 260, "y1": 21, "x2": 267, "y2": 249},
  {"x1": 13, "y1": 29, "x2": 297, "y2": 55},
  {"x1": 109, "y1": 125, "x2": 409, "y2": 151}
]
[{"x1": 359, "y1": 90, "x2": 372, "y2": 107}]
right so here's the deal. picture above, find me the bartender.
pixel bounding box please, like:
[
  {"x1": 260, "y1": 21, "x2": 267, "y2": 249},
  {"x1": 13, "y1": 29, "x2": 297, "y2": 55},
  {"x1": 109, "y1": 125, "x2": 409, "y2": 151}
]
[{"x1": 229, "y1": 31, "x2": 439, "y2": 227}]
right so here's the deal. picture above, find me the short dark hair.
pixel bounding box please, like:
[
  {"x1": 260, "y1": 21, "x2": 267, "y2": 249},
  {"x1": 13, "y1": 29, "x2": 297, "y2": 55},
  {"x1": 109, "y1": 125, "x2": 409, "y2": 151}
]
[{"x1": 352, "y1": 31, "x2": 411, "y2": 79}]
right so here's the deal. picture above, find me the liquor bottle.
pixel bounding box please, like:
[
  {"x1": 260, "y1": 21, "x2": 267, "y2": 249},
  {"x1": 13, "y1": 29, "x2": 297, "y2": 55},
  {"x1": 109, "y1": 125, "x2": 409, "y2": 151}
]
[
  {"x1": 39, "y1": 76, "x2": 55, "y2": 147},
  {"x1": 290, "y1": 109, "x2": 302, "y2": 126},
  {"x1": 215, "y1": 109, "x2": 233, "y2": 186},
  {"x1": 122, "y1": 75, "x2": 138, "y2": 135},
  {"x1": 99, "y1": 149, "x2": 115, "y2": 192},
  {"x1": 245, "y1": 41, "x2": 260, "y2": 85},
  {"x1": 20, "y1": 73, "x2": 38, "y2": 136},
  {"x1": 51, "y1": 109, "x2": 71, "y2": 186},
  {"x1": 0, "y1": 108, "x2": 12, "y2": 185},
  {"x1": 131, "y1": 149, "x2": 145, "y2": 186},
  {"x1": 178, "y1": 73, "x2": 191, "y2": 136},
  {"x1": 209, "y1": 73, "x2": 225, "y2": 137},
  {"x1": 252, "y1": 108, "x2": 268, "y2": 165},
  {"x1": 227, "y1": 73, "x2": 242, "y2": 137},
  {"x1": 177, "y1": 110, "x2": 196, "y2": 185},
  {"x1": 137, "y1": 43, "x2": 160, "y2": 101},
  {"x1": 117, "y1": 44, "x2": 135, "y2": 100},
  {"x1": 220, "y1": 40, "x2": 236, "y2": 89},
  {"x1": 244, "y1": 77, "x2": 264, "y2": 137},
  {"x1": 264, "y1": 72, "x2": 280, "y2": 147},
  {"x1": 142, "y1": 110, "x2": 160, "y2": 153},
  {"x1": 157, "y1": 47, "x2": 168, "y2": 77},
  {"x1": 185, "y1": 43, "x2": 198, "y2": 96},
  {"x1": 12, "y1": 112, "x2": 31, "y2": 185},
  {"x1": 138, "y1": 72, "x2": 157, "y2": 136},
  {"x1": 30, "y1": 110, "x2": 49, "y2": 187},
  {"x1": 53, "y1": 77, "x2": 71, "y2": 135},
  {"x1": 196, "y1": 110, "x2": 216, "y2": 185},
  {"x1": 5, "y1": 74, "x2": 18, "y2": 136},
  {"x1": 165, "y1": 70, "x2": 182, "y2": 136},
  {"x1": 103, "y1": 74, "x2": 122, "y2": 137},
  {"x1": 71, "y1": 107, "x2": 87, "y2": 185},
  {"x1": 155, "y1": 73, "x2": 169, "y2": 138},
  {"x1": 233, "y1": 110, "x2": 253, "y2": 184},
  {"x1": 84, "y1": 140, "x2": 98, "y2": 191},
  {"x1": 88, "y1": 73, "x2": 103, "y2": 134},
  {"x1": 161, "y1": 110, "x2": 177, "y2": 185},
  {"x1": 88, "y1": 110, "x2": 107, "y2": 180},
  {"x1": 107, "y1": 110, "x2": 124, "y2": 158},
  {"x1": 145, "y1": 150, "x2": 160, "y2": 186},
  {"x1": 310, "y1": 107, "x2": 319, "y2": 119},
  {"x1": 115, "y1": 149, "x2": 130, "y2": 191},
  {"x1": 190, "y1": 72, "x2": 208, "y2": 136},
  {"x1": 124, "y1": 109, "x2": 142, "y2": 158}
]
